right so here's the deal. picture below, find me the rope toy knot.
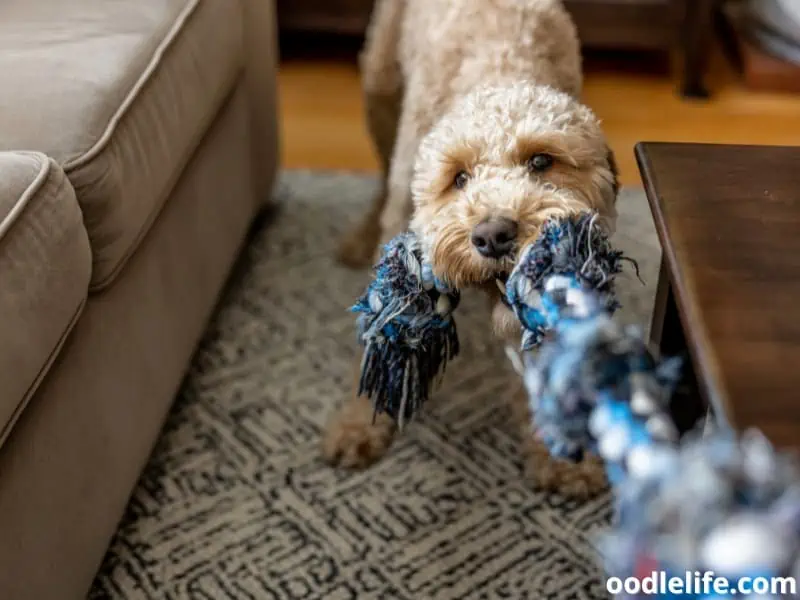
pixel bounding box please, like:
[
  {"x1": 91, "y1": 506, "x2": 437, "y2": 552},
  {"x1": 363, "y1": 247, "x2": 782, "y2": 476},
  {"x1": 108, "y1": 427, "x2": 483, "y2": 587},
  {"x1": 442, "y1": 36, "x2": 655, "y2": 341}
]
[
  {"x1": 352, "y1": 233, "x2": 459, "y2": 427},
  {"x1": 505, "y1": 212, "x2": 631, "y2": 350}
]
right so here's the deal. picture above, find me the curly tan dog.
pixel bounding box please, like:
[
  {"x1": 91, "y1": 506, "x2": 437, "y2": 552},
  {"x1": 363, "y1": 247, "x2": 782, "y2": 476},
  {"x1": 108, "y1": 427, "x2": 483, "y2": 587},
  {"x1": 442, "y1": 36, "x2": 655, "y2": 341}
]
[{"x1": 326, "y1": 0, "x2": 619, "y2": 499}]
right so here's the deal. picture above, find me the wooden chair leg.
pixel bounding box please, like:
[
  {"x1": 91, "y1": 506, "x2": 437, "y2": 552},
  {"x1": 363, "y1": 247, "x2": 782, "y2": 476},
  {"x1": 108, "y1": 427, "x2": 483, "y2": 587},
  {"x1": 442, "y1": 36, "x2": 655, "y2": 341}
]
[{"x1": 680, "y1": 0, "x2": 717, "y2": 99}]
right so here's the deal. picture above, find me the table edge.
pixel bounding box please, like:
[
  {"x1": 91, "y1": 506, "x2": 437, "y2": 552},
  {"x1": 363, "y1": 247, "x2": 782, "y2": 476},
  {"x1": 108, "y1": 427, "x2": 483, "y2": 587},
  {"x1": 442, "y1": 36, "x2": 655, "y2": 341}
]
[{"x1": 634, "y1": 142, "x2": 735, "y2": 428}]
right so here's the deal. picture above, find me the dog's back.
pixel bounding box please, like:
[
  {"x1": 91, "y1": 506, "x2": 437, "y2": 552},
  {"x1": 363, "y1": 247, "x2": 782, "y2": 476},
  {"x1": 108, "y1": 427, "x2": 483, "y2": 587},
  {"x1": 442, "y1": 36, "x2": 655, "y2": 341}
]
[{"x1": 397, "y1": 0, "x2": 582, "y2": 118}]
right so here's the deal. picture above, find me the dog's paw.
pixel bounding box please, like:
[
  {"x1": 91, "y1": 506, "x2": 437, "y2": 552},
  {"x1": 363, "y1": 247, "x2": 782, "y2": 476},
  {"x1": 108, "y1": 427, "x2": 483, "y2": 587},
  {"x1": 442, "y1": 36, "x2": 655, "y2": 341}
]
[
  {"x1": 522, "y1": 437, "x2": 608, "y2": 500},
  {"x1": 336, "y1": 226, "x2": 380, "y2": 269},
  {"x1": 322, "y1": 400, "x2": 396, "y2": 469}
]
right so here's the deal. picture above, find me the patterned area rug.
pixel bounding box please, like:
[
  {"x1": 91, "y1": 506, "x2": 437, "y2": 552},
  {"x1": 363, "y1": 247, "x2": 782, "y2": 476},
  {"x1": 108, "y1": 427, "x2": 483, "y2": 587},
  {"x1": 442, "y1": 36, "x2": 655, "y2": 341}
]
[{"x1": 89, "y1": 170, "x2": 662, "y2": 600}]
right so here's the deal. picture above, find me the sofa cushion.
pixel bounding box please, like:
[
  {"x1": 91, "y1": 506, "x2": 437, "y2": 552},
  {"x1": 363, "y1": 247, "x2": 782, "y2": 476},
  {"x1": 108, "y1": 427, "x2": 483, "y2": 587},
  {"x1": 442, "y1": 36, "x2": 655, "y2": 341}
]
[
  {"x1": 0, "y1": 152, "x2": 92, "y2": 448},
  {"x1": 0, "y1": 0, "x2": 244, "y2": 290}
]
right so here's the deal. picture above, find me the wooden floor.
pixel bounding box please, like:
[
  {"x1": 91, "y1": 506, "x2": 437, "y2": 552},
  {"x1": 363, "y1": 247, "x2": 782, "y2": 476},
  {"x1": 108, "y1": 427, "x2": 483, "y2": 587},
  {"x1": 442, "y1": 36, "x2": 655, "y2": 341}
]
[{"x1": 276, "y1": 38, "x2": 800, "y2": 187}]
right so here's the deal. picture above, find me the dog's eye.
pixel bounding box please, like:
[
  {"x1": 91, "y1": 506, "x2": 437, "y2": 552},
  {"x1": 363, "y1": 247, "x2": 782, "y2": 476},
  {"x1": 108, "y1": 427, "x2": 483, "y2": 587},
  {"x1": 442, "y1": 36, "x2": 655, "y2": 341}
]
[
  {"x1": 527, "y1": 153, "x2": 554, "y2": 173},
  {"x1": 453, "y1": 170, "x2": 469, "y2": 190}
]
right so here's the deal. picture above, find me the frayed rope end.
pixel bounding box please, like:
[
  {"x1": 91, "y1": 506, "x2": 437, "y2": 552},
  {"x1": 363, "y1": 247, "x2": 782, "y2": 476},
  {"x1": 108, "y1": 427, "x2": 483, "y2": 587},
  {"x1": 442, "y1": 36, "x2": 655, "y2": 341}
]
[{"x1": 351, "y1": 233, "x2": 460, "y2": 425}]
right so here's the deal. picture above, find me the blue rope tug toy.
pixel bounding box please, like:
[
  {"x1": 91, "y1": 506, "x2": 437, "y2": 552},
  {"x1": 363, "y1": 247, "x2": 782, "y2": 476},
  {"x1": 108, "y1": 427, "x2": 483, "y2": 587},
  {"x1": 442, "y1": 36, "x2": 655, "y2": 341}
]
[
  {"x1": 504, "y1": 216, "x2": 800, "y2": 597},
  {"x1": 352, "y1": 233, "x2": 460, "y2": 427},
  {"x1": 506, "y1": 215, "x2": 683, "y2": 472},
  {"x1": 602, "y1": 430, "x2": 800, "y2": 599},
  {"x1": 352, "y1": 212, "x2": 800, "y2": 598}
]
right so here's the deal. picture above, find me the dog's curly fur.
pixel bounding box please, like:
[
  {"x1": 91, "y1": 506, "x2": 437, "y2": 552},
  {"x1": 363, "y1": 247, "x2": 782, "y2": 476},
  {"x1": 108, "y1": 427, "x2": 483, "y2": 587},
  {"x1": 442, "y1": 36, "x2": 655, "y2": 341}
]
[{"x1": 326, "y1": 0, "x2": 618, "y2": 499}]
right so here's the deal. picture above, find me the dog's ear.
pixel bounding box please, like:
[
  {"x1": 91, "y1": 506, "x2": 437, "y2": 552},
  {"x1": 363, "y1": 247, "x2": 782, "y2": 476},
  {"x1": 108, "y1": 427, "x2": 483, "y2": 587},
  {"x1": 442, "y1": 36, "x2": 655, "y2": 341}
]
[
  {"x1": 594, "y1": 145, "x2": 620, "y2": 235},
  {"x1": 606, "y1": 145, "x2": 620, "y2": 198}
]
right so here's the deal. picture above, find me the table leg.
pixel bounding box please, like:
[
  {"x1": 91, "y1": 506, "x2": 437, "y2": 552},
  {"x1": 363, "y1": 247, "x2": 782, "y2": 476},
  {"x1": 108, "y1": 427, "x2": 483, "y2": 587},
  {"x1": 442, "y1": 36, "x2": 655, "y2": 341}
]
[{"x1": 650, "y1": 257, "x2": 707, "y2": 435}]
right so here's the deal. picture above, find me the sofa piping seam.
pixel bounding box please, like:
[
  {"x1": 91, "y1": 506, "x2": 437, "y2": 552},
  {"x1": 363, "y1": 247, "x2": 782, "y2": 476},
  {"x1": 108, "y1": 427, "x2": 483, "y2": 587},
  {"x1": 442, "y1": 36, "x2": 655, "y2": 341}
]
[
  {"x1": 87, "y1": 69, "x2": 245, "y2": 293},
  {"x1": 63, "y1": 0, "x2": 201, "y2": 172},
  {"x1": 0, "y1": 296, "x2": 87, "y2": 451},
  {"x1": 0, "y1": 153, "x2": 52, "y2": 243}
]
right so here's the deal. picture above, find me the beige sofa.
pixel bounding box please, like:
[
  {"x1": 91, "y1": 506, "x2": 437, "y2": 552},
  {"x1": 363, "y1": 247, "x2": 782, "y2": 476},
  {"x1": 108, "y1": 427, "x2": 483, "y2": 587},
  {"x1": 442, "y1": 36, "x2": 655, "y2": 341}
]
[{"x1": 0, "y1": 1, "x2": 279, "y2": 597}]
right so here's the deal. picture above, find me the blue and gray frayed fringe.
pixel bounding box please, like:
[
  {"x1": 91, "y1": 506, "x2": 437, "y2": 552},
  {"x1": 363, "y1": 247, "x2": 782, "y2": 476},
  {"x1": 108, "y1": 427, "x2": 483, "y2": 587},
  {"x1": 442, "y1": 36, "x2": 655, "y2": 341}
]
[{"x1": 352, "y1": 233, "x2": 460, "y2": 427}]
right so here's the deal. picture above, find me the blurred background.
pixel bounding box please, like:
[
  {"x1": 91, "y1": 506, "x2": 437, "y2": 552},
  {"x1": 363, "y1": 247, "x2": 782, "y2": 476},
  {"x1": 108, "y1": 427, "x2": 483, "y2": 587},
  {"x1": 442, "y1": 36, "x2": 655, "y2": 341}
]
[{"x1": 275, "y1": 0, "x2": 800, "y2": 187}]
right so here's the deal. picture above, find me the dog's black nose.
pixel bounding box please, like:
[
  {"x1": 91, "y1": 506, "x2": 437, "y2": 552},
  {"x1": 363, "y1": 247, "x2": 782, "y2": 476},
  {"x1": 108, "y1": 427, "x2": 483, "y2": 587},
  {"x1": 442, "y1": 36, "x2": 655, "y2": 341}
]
[{"x1": 471, "y1": 218, "x2": 518, "y2": 259}]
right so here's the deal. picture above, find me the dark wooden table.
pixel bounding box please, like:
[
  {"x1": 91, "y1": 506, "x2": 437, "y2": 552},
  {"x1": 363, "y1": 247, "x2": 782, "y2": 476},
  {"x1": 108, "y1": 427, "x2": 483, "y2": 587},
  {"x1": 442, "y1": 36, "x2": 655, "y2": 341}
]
[{"x1": 636, "y1": 142, "x2": 800, "y2": 449}]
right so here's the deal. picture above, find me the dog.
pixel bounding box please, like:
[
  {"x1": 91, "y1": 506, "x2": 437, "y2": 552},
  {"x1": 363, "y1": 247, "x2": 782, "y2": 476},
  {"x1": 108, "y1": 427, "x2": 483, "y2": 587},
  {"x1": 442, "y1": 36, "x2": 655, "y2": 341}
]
[{"x1": 324, "y1": 0, "x2": 619, "y2": 499}]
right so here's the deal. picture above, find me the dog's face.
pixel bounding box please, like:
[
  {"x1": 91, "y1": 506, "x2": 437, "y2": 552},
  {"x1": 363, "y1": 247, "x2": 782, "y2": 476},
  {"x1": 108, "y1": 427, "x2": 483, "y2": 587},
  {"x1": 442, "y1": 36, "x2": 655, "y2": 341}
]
[{"x1": 410, "y1": 82, "x2": 618, "y2": 291}]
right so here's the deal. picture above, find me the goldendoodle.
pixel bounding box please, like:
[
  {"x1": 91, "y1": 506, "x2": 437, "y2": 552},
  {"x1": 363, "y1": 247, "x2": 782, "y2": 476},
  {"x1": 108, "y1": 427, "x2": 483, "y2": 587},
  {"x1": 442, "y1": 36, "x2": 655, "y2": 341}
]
[{"x1": 325, "y1": 0, "x2": 619, "y2": 499}]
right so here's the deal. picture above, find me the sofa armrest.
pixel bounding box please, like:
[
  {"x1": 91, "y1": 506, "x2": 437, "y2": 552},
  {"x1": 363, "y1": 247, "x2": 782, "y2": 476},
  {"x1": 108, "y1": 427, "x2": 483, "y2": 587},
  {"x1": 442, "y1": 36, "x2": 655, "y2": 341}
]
[
  {"x1": 0, "y1": 152, "x2": 91, "y2": 449},
  {"x1": 239, "y1": 0, "x2": 281, "y2": 201}
]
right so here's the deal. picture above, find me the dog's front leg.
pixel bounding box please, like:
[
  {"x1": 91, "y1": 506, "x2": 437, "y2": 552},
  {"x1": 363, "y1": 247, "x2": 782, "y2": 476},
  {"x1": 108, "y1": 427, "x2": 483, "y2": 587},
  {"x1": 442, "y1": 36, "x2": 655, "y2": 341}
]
[
  {"x1": 337, "y1": 0, "x2": 407, "y2": 269},
  {"x1": 495, "y1": 294, "x2": 609, "y2": 499},
  {"x1": 510, "y1": 383, "x2": 608, "y2": 500},
  {"x1": 336, "y1": 81, "x2": 404, "y2": 269},
  {"x1": 322, "y1": 360, "x2": 397, "y2": 469}
]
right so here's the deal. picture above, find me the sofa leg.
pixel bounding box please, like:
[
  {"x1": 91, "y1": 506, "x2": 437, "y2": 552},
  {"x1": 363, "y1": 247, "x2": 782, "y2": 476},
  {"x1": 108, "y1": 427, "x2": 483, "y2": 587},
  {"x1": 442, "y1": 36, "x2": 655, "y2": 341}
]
[{"x1": 680, "y1": 0, "x2": 717, "y2": 99}]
